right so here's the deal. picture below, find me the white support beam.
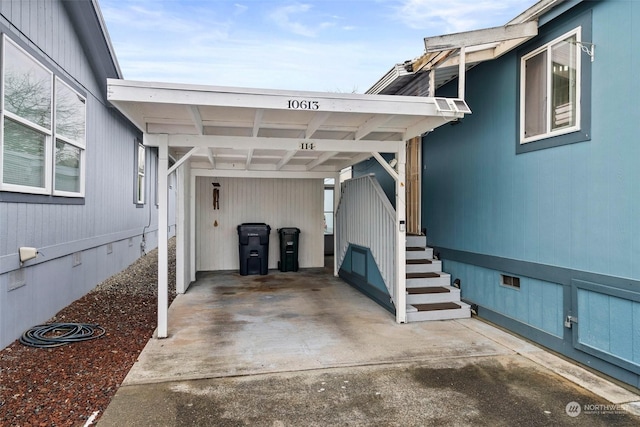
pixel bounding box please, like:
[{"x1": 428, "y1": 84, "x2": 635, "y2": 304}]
[
  {"x1": 355, "y1": 114, "x2": 395, "y2": 141},
  {"x1": 424, "y1": 21, "x2": 538, "y2": 52},
  {"x1": 192, "y1": 167, "x2": 331, "y2": 180},
  {"x1": 429, "y1": 69, "x2": 436, "y2": 97},
  {"x1": 333, "y1": 171, "x2": 341, "y2": 277},
  {"x1": 189, "y1": 172, "x2": 196, "y2": 283},
  {"x1": 175, "y1": 164, "x2": 187, "y2": 294},
  {"x1": 458, "y1": 45, "x2": 466, "y2": 100},
  {"x1": 166, "y1": 134, "x2": 417, "y2": 154},
  {"x1": 372, "y1": 152, "x2": 399, "y2": 181},
  {"x1": 276, "y1": 150, "x2": 297, "y2": 170},
  {"x1": 395, "y1": 141, "x2": 407, "y2": 324},
  {"x1": 306, "y1": 151, "x2": 339, "y2": 171},
  {"x1": 156, "y1": 133, "x2": 169, "y2": 338},
  {"x1": 167, "y1": 146, "x2": 200, "y2": 176},
  {"x1": 188, "y1": 105, "x2": 204, "y2": 135},
  {"x1": 305, "y1": 111, "x2": 332, "y2": 139},
  {"x1": 190, "y1": 161, "x2": 335, "y2": 173},
  {"x1": 245, "y1": 149, "x2": 254, "y2": 169},
  {"x1": 206, "y1": 148, "x2": 215, "y2": 169},
  {"x1": 252, "y1": 109, "x2": 263, "y2": 137}
]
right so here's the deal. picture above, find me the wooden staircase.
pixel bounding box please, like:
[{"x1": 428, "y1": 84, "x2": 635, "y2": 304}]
[{"x1": 405, "y1": 235, "x2": 471, "y2": 322}]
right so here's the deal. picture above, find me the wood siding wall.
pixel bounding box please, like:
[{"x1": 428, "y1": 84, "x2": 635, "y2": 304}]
[
  {"x1": 195, "y1": 177, "x2": 324, "y2": 271},
  {"x1": 0, "y1": 1, "x2": 174, "y2": 348},
  {"x1": 423, "y1": 1, "x2": 640, "y2": 386}
]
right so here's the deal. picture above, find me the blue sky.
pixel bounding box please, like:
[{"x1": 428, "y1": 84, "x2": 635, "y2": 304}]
[{"x1": 100, "y1": 0, "x2": 538, "y2": 93}]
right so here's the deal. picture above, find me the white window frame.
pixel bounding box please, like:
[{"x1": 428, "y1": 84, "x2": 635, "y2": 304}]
[
  {"x1": 0, "y1": 35, "x2": 86, "y2": 197},
  {"x1": 520, "y1": 27, "x2": 582, "y2": 144},
  {"x1": 53, "y1": 77, "x2": 86, "y2": 197},
  {"x1": 136, "y1": 143, "x2": 146, "y2": 204},
  {"x1": 1, "y1": 36, "x2": 54, "y2": 195}
]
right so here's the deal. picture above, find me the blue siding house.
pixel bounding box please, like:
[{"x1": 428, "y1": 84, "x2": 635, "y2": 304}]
[
  {"x1": 370, "y1": 0, "x2": 640, "y2": 388},
  {"x1": 0, "y1": 1, "x2": 172, "y2": 349}
]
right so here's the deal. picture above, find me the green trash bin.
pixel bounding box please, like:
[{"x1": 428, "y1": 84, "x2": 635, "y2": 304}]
[{"x1": 277, "y1": 227, "x2": 300, "y2": 272}]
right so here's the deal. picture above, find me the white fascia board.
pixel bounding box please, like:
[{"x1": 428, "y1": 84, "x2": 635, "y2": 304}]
[
  {"x1": 424, "y1": 21, "x2": 538, "y2": 51},
  {"x1": 107, "y1": 79, "x2": 444, "y2": 117},
  {"x1": 166, "y1": 135, "x2": 406, "y2": 154},
  {"x1": 507, "y1": 0, "x2": 565, "y2": 25}
]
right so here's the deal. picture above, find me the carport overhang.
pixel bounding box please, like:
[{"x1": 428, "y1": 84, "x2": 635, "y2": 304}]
[{"x1": 106, "y1": 78, "x2": 470, "y2": 337}]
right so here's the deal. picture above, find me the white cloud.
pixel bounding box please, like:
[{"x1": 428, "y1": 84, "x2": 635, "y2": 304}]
[
  {"x1": 234, "y1": 3, "x2": 248, "y2": 15},
  {"x1": 268, "y1": 3, "x2": 335, "y2": 38},
  {"x1": 102, "y1": 1, "x2": 231, "y2": 41}
]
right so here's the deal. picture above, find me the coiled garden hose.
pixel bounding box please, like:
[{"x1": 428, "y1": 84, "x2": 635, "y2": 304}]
[{"x1": 19, "y1": 323, "x2": 106, "y2": 348}]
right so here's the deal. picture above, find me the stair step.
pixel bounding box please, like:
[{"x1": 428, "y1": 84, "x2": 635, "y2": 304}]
[
  {"x1": 406, "y1": 247, "x2": 434, "y2": 260},
  {"x1": 406, "y1": 272, "x2": 451, "y2": 288},
  {"x1": 406, "y1": 258, "x2": 441, "y2": 273},
  {"x1": 406, "y1": 301, "x2": 471, "y2": 322},
  {"x1": 406, "y1": 234, "x2": 427, "y2": 247},
  {"x1": 407, "y1": 259, "x2": 434, "y2": 264},
  {"x1": 414, "y1": 302, "x2": 461, "y2": 311},
  {"x1": 406, "y1": 272, "x2": 440, "y2": 279},
  {"x1": 406, "y1": 285, "x2": 461, "y2": 304},
  {"x1": 406, "y1": 286, "x2": 450, "y2": 294}
]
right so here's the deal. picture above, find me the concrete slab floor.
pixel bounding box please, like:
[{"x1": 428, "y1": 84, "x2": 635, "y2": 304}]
[{"x1": 98, "y1": 268, "x2": 640, "y2": 426}]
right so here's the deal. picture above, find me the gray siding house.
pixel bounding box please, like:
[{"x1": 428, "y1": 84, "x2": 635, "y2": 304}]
[
  {"x1": 369, "y1": 0, "x2": 640, "y2": 389},
  {"x1": 0, "y1": 0, "x2": 172, "y2": 349}
]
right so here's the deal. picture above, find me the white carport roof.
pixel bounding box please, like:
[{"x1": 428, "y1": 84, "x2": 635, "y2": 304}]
[
  {"x1": 106, "y1": 78, "x2": 471, "y2": 338},
  {"x1": 107, "y1": 79, "x2": 469, "y2": 177}
]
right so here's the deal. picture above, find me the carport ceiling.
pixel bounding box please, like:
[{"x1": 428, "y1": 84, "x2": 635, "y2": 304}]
[{"x1": 107, "y1": 79, "x2": 468, "y2": 174}]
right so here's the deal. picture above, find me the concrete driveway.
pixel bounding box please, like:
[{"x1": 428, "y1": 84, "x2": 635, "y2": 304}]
[{"x1": 98, "y1": 267, "x2": 640, "y2": 426}]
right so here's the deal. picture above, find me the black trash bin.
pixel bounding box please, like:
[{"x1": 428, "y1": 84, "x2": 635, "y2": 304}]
[
  {"x1": 237, "y1": 223, "x2": 271, "y2": 275},
  {"x1": 278, "y1": 227, "x2": 300, "y2": 272}
]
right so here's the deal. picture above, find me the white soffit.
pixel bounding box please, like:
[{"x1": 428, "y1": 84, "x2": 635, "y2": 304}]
[{"x1": 107, "y1": 79, "x2": 468, "y2": 176}]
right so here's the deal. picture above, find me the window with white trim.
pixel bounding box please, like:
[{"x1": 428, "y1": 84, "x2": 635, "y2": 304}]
[
  {"x1": 520, "y1": 28, "x2": 581, "y2": 144},
  {"x1": 136, "y1": 143, "x2": 145, "y2": 204},
  {"x1": 1, "y1": 36, "x2": 86, "y2": 196}
]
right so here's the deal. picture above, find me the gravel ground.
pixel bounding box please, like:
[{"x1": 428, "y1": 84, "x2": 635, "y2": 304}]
[{"x1": 0, "y1": 238, "x2": 177, "y2": 427}]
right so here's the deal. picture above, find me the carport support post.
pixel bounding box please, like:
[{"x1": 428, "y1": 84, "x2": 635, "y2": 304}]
[
  {"x1": 333, "y1": 172, "x2": 340, "y2": 277},
  {"x1": 157, "y1": 134, "x2": 169, "y2": 338},
  {"x1": 395, "y1": 143, "x2": 407, "y2": 323}
]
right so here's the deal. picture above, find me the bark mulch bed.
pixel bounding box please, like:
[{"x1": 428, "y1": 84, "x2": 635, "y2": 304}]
[{"x1": 0, "y1": 239, "x2": 177, "y2": 426}]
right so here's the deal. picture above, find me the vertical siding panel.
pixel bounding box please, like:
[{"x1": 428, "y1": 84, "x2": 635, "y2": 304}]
[
  {"x1": 528, "y1": 279, "x2": 543, "y2": 331},
  {"x1": 633, "y1": 302, "x2": 640, "y2": 364},
  {"x1": 196, "y1": 177, "x2": 322, "y2": 271},
  {"x1": 609, "y1": 298, "x2": 633, "y2": 361}
]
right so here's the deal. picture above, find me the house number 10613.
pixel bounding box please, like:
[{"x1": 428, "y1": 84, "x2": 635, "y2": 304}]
[{"x1": 287, "y1": 100, "x2": 319, "y2": 110}]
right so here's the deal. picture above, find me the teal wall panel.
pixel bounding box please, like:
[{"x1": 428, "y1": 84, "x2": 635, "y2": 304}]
[
  {"x1": 339, "y1": 244, "x2": 392, "y2": 313},
  {"x1": 426, "y1": 2, "x2": 640, "y2": 280},
  {"x1": 577, "y1": 288, "x2": 640, "y2": 367},
  {"x1": 446, "y1": 260, "x2": 564, "y2": 338}
]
